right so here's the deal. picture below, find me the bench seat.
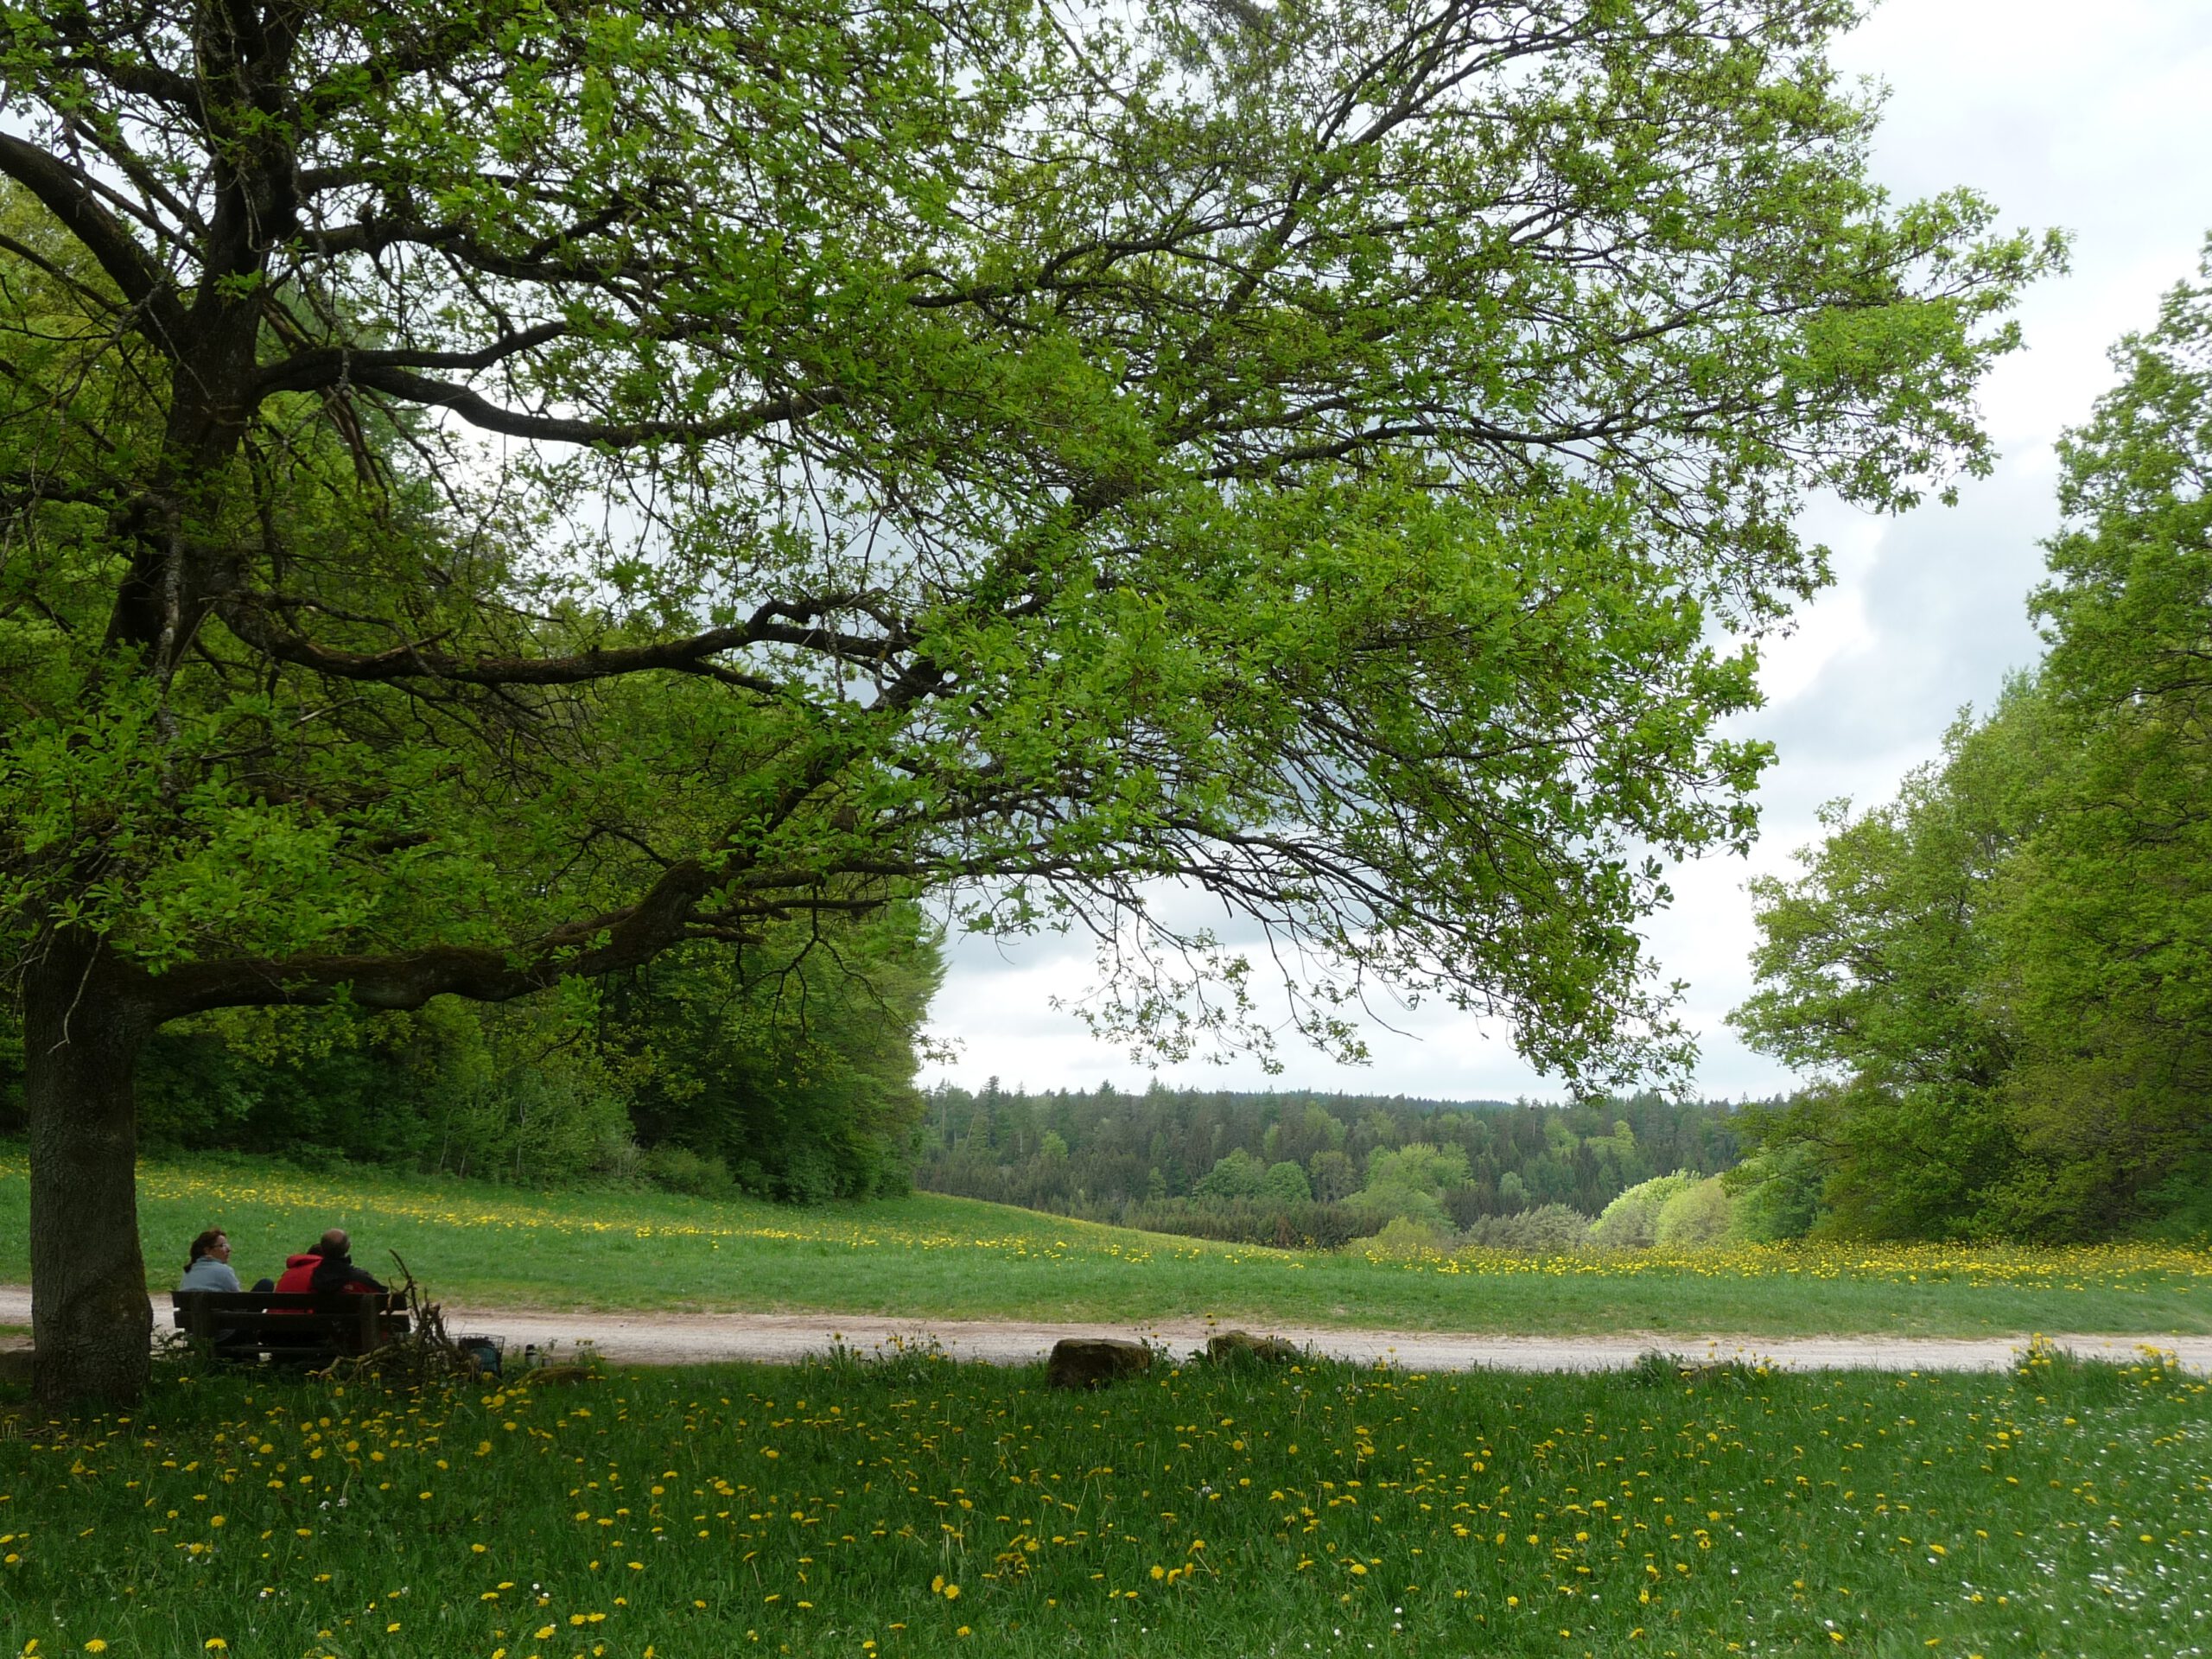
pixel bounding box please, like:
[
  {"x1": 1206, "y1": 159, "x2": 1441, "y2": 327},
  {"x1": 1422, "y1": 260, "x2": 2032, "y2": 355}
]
[{"x1": 171, "y1": 1290, "x2": 410, "y2": 1365}]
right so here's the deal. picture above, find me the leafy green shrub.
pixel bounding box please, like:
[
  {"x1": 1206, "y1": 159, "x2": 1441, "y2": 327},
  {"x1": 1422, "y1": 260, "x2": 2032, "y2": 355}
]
[
  {"x1": 1461, "y1": 1202, "x2": 1590, "y2": 1254},
  {"x1": 1723, "y1": 1143, "x2": 1823, "y2": 1242},
  {"x1": 1194, "y1": 1147, "x2": 1268, "y2": 1199},
  {"x1": 637, "y1": 1144, "x2": 736, "y2": 1198},
  {"x1": 1588, "y1": 1173, "x2": 1696, "y2": 1249},
  {"x1": 2133, "y1": 1153, "x2": 2212, "y2": 1243},
  {"x1": 1262, "y1": 1160, "x2": 1313, "y2": 1203},
  {"x1": 1357, "y1": 1214, "x2": 1455, "y2": 1259},
  {"x1": 1345, "y1": 1142, "x2": 1469, "y2": 1231},
  {"x1": 777, "y1": 1136, "x2": 847, "y2": 1206},
  {"x1": 1656, "y1": 1176, "x2": 1733, "y2": 1249}
]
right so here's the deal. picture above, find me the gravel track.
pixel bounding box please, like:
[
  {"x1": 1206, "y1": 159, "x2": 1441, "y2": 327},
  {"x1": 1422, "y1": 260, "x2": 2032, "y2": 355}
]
[{"x1": 4, "y1": 1287, "x2": 2208, "y2": 1373}]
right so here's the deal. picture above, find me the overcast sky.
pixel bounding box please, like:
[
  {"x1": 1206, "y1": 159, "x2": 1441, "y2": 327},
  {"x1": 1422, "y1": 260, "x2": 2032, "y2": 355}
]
[{"x1": 920, "y1": 0, "x2": 2212, "y2": 1103}]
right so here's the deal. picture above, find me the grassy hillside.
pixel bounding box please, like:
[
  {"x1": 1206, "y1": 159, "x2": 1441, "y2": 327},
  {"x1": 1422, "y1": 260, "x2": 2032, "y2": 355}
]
[{"x1": 3, "y1": 1154, "x2": 2209, "y2": 1337}]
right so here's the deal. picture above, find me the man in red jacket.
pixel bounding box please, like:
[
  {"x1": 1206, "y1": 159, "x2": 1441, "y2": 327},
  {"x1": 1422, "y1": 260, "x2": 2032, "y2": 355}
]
[
  {"x1": 270, "y1": 1230, "x2": 386, "y2": 1297},
  {"x1": 259, "y1": 1231, "x2": 386, "y2": 1353},
  {"x1": 255, "y1": 1243, "x2": 327, "y2": 1348}
]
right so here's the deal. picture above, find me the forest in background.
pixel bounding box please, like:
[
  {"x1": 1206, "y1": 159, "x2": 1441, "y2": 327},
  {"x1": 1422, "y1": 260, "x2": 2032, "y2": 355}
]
[
  {"x1": 912, "y1": 1082, "x2": 1749, "y2": 1248},
  {"x1": 0, "y1": 905, "x2": 943, "y2": 1205}
]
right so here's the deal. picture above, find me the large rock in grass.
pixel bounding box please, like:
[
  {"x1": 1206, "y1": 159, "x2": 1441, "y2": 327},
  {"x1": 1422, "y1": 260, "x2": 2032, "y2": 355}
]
[
  {"x1": 1205, "y1": 1330, "x2": 1301, "y2": 1366},
  {"x1": 1046, "y1": 1338, "x2": 1152, "y2": 1390}
]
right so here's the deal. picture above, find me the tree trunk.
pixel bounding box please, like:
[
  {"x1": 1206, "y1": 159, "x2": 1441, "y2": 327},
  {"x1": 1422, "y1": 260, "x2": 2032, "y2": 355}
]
[{"x1": 24, "y1": 937, "x2": 155, "y2": 1407}]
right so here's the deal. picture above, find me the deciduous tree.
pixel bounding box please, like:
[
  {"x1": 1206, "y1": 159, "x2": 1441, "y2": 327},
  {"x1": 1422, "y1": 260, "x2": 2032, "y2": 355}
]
[
  {"x1": 1996, "y1": 245, "x2": 2212, "y2": 1235},
  {"x1": 1733, "y1": 243, "x2": 2212, "y2": 1240},
  {"x1": 1729, "y1": 696, "x2": 2040, "y2": 1236},
  {"x1": 0, "y1": 0, "x2": 2050, "y2": 1401}
]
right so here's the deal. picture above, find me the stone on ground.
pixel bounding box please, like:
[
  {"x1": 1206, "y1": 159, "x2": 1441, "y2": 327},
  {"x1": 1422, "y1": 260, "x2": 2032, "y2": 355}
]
[
  {"x1": 1046, "y1": 1337, "x2": 1152, "y2": 1389},
  {"x1": 1205, "y1": 1330, "x2": 1302, "y2": 1365}
]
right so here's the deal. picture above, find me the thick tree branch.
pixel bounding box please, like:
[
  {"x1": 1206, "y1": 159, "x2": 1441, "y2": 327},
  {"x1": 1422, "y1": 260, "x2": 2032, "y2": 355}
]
[
  {"x1": 346, "y1": 364, "x2": 844, "y2": 448},
  {"x1": 143, "y1": 858, "x2": 717, "y2": 1019},
  {"x1": 0, "y1": 136, "x2": 185, "y2": 351},
  {"x1": 213, "y1": 589, "x2": 902, "y2": 687},
  {"x1": 254, "y1": 322, "x2": 571, "y2": 396}
]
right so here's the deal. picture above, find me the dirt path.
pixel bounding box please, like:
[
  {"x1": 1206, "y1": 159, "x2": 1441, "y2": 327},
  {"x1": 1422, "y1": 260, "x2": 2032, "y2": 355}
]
[{"x1": 4, "y1": 1287, "x2": 2208, "y2": 1373}]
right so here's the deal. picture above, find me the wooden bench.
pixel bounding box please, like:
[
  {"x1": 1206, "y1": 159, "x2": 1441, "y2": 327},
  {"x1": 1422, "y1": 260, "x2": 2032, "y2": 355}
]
[{"x1": 170, "y1": 1291, "x2": 410, "y2": 1367}]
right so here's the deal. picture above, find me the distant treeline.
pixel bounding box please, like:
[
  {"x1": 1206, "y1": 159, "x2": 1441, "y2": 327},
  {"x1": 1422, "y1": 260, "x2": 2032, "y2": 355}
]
[{"x1": 912, "y1": 1082, "x2": 1745, "y2": 1246}]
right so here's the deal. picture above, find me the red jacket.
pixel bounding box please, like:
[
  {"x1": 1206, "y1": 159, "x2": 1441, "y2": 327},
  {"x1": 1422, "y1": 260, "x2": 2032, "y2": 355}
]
[{"x1": 273, "y1": 1253, "x2": 321, "y2": 1295}]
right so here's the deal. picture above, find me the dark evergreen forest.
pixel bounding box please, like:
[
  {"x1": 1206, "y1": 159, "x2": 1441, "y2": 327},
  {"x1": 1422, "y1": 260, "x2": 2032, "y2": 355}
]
[{"x1": 913, "y1": 1082, "x2": 1746, "y2": 1246}]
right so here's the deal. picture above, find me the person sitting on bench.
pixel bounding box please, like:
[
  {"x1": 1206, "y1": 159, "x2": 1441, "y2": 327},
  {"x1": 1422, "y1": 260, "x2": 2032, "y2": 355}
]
[
  {"x1": 272, "y1": 1243, "x2": 325, "y2": 1295},
  {"x1": 178, "y1": 1229, "x2": 241, "y2": 1293},
  {"x1": 176, "y1": 1229, "x2": 276, "y2": 1349},
  {"x1": 307, "y1": 1229, "x2": 387, "y2": 1295}
]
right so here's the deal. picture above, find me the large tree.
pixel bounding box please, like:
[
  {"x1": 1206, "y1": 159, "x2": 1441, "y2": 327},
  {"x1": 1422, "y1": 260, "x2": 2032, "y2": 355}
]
[
  {"x1": 1993, "y1": 245, "x2": 2212, "y2": 1235},
  {"x1": 0, "y1": 0, "x2": 2050, "y2": 1402},
  {"x1": 1732, "y1": 243, "x2": 2212, "y2": 1241},
  {"x1": 1729, "y1": 691, "x2": 2044, "y2": 1236}
]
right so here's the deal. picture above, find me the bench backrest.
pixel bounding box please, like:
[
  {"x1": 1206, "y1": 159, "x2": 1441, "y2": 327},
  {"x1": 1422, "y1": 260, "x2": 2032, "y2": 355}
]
[{"x1": 171, "y1": 1290, "x2": 407, "y2": 1350}]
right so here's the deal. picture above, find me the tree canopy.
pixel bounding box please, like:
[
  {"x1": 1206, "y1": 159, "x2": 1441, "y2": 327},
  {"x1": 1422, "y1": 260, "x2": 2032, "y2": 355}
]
[
  {"x1": 1733, "y1": 241, "x2": 2212, "y2": 1241},
  {"x1": 0, "y1": 0, "x2": 2050, "y2": 1401}
]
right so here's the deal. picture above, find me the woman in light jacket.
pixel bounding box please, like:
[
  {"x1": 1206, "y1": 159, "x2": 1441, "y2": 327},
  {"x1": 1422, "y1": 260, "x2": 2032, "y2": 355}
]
[{"x1": 178, "y1": 1229, "x2": 241, "y2": 1293}]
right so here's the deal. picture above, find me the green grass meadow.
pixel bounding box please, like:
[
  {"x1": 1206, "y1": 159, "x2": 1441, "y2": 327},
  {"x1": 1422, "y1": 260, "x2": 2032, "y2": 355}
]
[
  {"x1": 4, "y1": 1343, "x2": 2210, "y2": 1658},
  {"x1": 6, "y1": 1155, "x2": 2212, "y2": 1657},
  {"x1": 3, "y1": 1154, "x2": 2209, "y2": 1339}
]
